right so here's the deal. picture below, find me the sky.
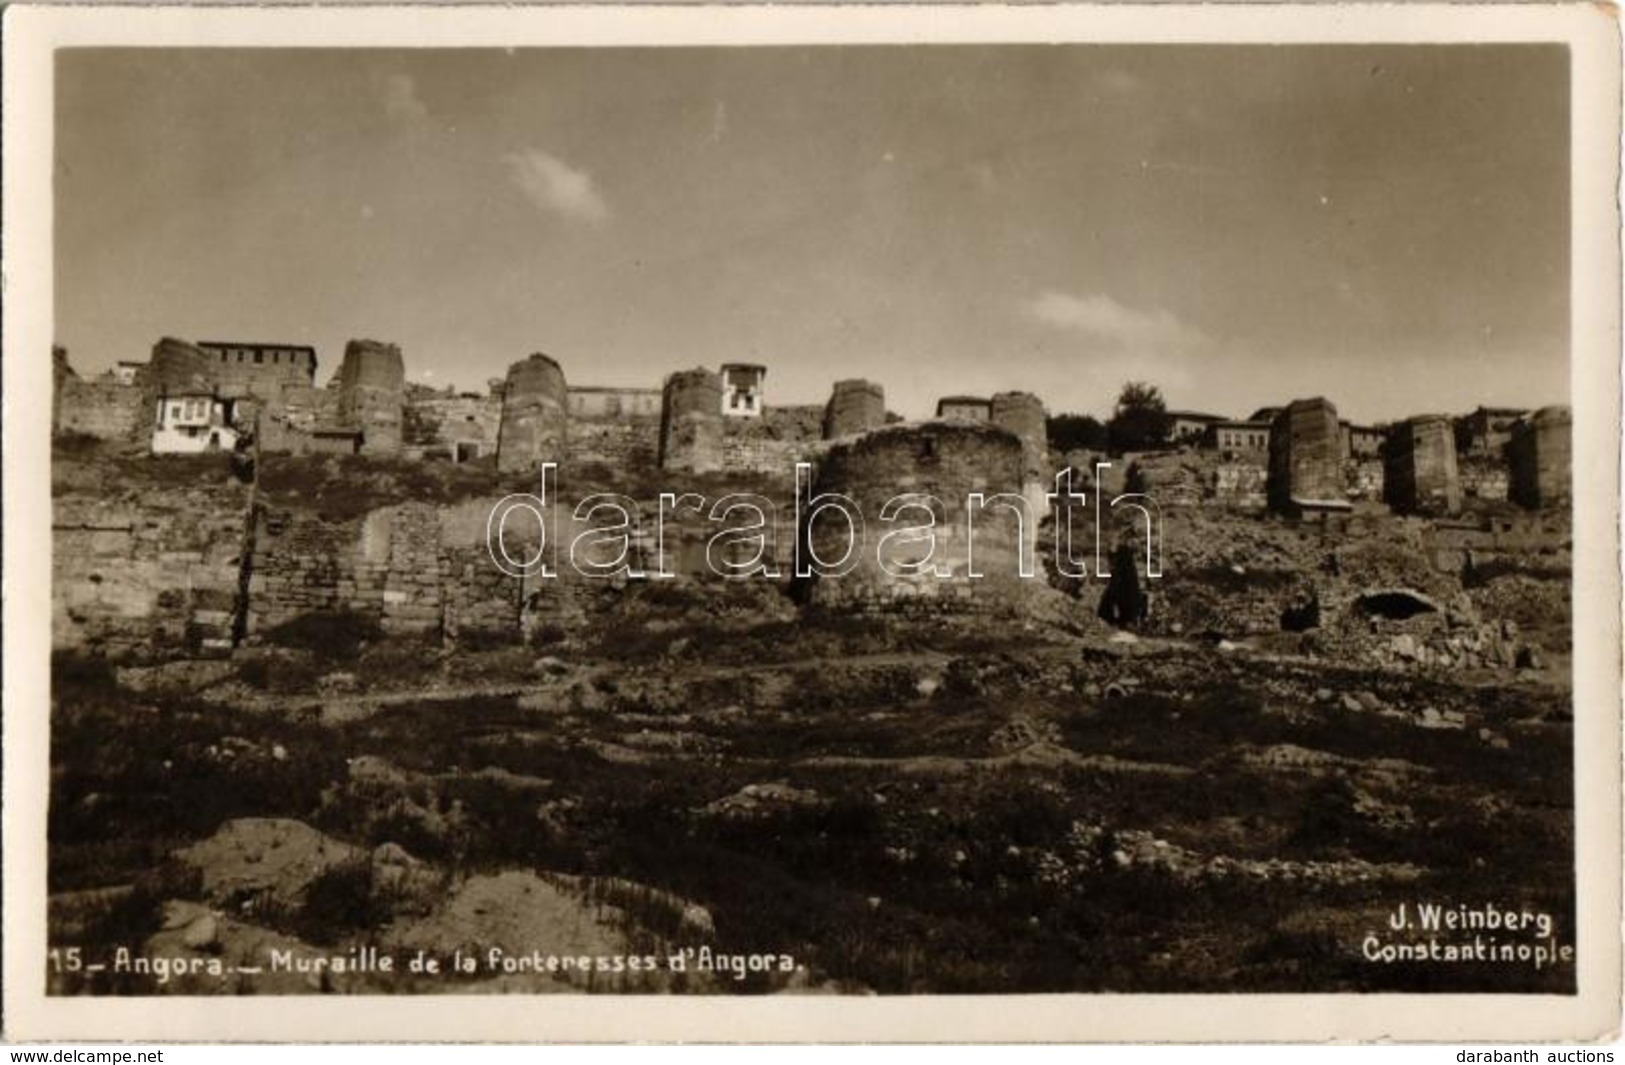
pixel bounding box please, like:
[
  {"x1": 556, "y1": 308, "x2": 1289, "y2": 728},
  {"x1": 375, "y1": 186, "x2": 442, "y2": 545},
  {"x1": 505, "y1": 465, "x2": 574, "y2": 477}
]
[{"x1": 55, "y1": 45, "x2": 1569, "y2": 424}]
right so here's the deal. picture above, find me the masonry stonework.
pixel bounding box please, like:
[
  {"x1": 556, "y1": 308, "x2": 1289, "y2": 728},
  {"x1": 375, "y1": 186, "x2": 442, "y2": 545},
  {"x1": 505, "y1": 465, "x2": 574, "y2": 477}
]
[
  {"x1": 989, "y1": 391, "x2": 1050, "y2": 513},
  {"x1": 495, "y1": 353, "x2": 570, "y2": 474},
  {"x1": 1508, "y1": 405, "x2": 1572, "y2": 510},
  {"x1": 337, "y1": 340, "x2": 407, "y2": 456},
  {"x1": 823, "y1": 379, "x2": 887, "y2": 440},
  {"x1": 1384, "y1": 414, "x2": 1462, "y2": 516},
  {"x1": 1268, "y1": 398, "x2": 1345, "y2": 512},
  {"x1": 659, "y1": 369, "x2": 724, "y2": 474},
  {"x1": 798, "y1": 422, "x2": 1032, "y2": 613}
]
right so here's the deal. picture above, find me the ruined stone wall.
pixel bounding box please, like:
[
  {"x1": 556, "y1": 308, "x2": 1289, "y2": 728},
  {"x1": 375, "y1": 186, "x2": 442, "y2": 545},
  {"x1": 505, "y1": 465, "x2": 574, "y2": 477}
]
[
  {"x1": 56, "y1": 379, "x2": 146, "y2": 440},
  {"x1": 1458, "y1": 456, "x2": 1510, "y2": 503},
  {"x1": 496, "y1": 354, "x2": 569, "y2": 473},
  {"x1": 1344, "y1": 459, "x2": 1385, "y2": 502},
  {"x1": 404, "y1": 392, "x2": 503, "y2": 461},
  {"x1": 568, "y1": 415, "x2": 661, "y2": 469},
  {"x1": 247, "y1": 512, "x2": 378, "y2": 632},
  {"x1": 1126, "y1": 452, "x2": 1203, "y2": 507},
  {"x1": 798, "y1": 422, "x2": 1031, "y2": 613},
  {"x1": 54, "y1": 488, "x2": 247, "y2": 656},
  {"x1": 337, "y1": 340, "x2": 407, "y2": 456},
  {"x1": 765, "y1": 405, "x2": 825, "y2": 442},
  {"x1": 1127, "y1": 451, "x2": 1266, "y2": 510},
  {"x1": 721, "y1": 432, "x2": 812, "y2": 475},
  {"x1": 1213, "y1": 461, "x2": 1268, "y2": 509},
  {"x1": 717, "y1": 408, "x2": 825, "y2": 475},
  {"x1": 250, "y1": 505, "x2": 455, "y2": 638},
  {"x1": 1268, "y1": 398, "x2": 1344, "y2": 511},
  {"x1": 250, "y1": 385, "x2": 342, "y2": 454},
  {"x1": 379, "y1": 505, "x2": 446, "y2": 635},
  {"x1": 659, "y1": 369, "x2": 723, "y2": 474},
  {"x1": 1508, "y1": 406, "x2": 1571, "y2": 510},
  {"x1": 823, "y1": 379, "x2": 886, "y2": 440},
  {"x1": 1384, "y1": 415, "x2": 1461, "y2": 516},
  {"x1": 247, "y1": 497, "x2": 596, "y2": 646}
]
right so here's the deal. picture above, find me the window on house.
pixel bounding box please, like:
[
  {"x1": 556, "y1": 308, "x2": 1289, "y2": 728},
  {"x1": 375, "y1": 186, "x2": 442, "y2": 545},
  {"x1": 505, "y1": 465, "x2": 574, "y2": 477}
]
[{"x1": 254, "y1": 351, "x2": 263, "y2": 364}]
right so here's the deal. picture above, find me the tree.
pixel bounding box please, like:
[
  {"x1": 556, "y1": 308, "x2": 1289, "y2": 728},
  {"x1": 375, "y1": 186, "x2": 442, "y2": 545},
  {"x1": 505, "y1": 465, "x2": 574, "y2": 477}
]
[
  {"x1": 1046, "y1": 412, "x2": 1109, "y2": 453},
  {"x1": 1106, "y1": 381, "x2": 1173, "y2": 454}
]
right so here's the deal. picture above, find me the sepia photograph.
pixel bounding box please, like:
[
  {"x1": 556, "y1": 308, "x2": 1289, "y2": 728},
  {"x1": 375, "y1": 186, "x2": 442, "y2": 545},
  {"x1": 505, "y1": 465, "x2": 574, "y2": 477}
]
[{"x1": 4, "y1": 2, "x2": 1620, "y2": 1045}]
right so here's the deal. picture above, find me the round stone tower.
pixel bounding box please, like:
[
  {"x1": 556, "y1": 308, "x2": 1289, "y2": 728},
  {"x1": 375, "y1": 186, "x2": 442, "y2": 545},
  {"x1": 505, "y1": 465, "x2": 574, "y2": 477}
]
[
  {"x1": 822, "y1": 379, "x2": 887, "y2": 440},
  {"x1": 337, "y1": 339, "x2": 407, "y2": 455},
  {"x1": 496, "y1": 352, "x2": 569, "y2": 474},
  {"x1": 149, "y1": 336, "x2": 214, "y2": 393},
  {"x1": 989, "y1": 390, "x2": 1050, "y2": 513},
  {"x1": 798, "y1": 421, "x2": 1033, "y2": 613},
  {"x1": 659, "y1": 368, "x2": 724, "y2": 473},
  {"x1": 142, "y1": 337, "x2": 216, "y2": 440}
]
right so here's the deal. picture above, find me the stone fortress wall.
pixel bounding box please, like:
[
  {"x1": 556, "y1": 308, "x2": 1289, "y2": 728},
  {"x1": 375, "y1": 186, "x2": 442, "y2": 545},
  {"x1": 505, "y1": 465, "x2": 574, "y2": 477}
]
[
  {"x1": 50, "y1": 335, "x2": 1573, "y2": 649},
  {"x1": 52, "y1": 337, "x2": 1568, "y2": 520}
]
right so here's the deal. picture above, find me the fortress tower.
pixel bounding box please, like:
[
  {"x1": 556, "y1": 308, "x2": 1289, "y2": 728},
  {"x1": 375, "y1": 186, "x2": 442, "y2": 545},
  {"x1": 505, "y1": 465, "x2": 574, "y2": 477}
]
[
  {"x1": 495, "y1": 352, "x2": 569, "y2": 474},
  {"x1": 797, "y1": 421, "x2": 1033, "y2": 613},
  {"x1": 659, "y1": 368, "x2": 724, "y2": 473},
  {"x1": 822, "y1": 379, "x2": 886, "y2": 439},
  {"x1": 989, "y1": 390, "x2": 1050, "y2": 514},
  {"x1": 1508, "y1": 406, "x2": 1572, "y2": 510},
  {"x1": 1268, "y1": 397, "x2": 1345, "y2": 513},
  {"x1": 337, "y1": 339, "x2": 407, "y2": 456},
  {"x1": 1385, "y1": 414, "x2": 1462, "y2": 516}
]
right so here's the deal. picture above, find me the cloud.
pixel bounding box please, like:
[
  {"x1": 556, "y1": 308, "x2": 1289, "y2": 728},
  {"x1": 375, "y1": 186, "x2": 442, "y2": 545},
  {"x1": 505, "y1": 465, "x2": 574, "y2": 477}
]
[
  {"x1": 1024, "y1": 291, "x2": 1205, "y2": 351},
  {"x1": 503, "y1": 148, "x2": 610, "y2": 224},
  {"x1": 378, "y1": 72, "x2": 428, "y2": 124}
]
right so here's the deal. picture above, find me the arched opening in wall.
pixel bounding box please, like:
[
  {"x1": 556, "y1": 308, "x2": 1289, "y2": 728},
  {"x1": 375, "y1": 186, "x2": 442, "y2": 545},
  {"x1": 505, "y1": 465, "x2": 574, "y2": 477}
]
[
  {"x1": 1354, "y1": 589, "x2": 1440, "y2": 621},
  {"x1": 1280, "y1": 594, "x2": 1321, "y2": 632}
]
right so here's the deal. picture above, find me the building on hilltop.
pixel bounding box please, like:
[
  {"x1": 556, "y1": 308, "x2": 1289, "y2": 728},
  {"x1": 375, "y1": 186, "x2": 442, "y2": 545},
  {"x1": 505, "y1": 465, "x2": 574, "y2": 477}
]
[
  {"x1": 1342, "y1": 422, "x2": 1386, "y2": 460},
  {"x1": 1167, "y1": 411, "x2": 1225, "y2": 445},
  {"x1": 568, "y1": 385, "x2": 662, "y2": 419},
  {"x1": 198, "y1": 341, "x2": 319, "y2": 398},
  {"x1": 936, "y1": 396, "x2": 993, "y2": 422},
  {"x1": 1203, "y1": 419, "x2": 1271, "y2": 456},
  {"x1": 720, "y1": 362, "x2": 766, "y2": 418},
  {"x1": 152, "y1": 391, "x2": 238, "y2": 454},
  {"x1": 1456, "y1": 405, "x2": 1531, "y2": 458}
]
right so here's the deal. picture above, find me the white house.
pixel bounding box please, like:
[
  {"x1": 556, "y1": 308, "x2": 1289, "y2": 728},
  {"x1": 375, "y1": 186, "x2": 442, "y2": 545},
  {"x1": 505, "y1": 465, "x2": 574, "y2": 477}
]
[
  {"x1": 719, "y1": 363, "x2": 766, "y2": 418},
  {"x1": 152, "y1": 392, "x2": 238, "y2": 454}
]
